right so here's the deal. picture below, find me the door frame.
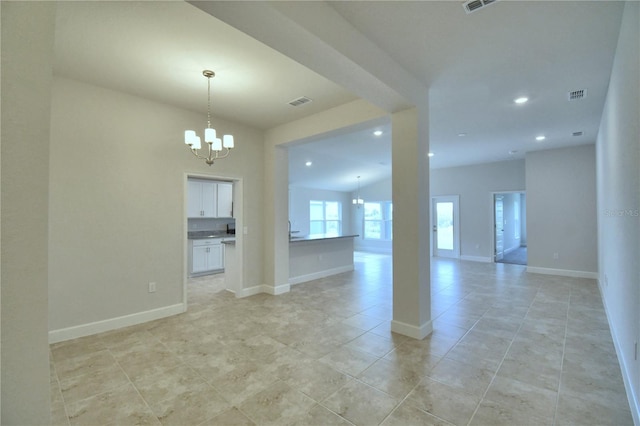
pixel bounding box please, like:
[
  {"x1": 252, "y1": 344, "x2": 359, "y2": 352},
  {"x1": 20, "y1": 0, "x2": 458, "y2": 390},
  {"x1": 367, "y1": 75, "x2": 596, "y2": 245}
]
[
  {"x1": 490, "y1": 190, "x2": 525, "y2": 263},
  {"x1": 184, "y1": 172, "x2": 244, "y2": 308},
  {"x1": 430, "y1": 195, "x2": 460, "y2": 258}
]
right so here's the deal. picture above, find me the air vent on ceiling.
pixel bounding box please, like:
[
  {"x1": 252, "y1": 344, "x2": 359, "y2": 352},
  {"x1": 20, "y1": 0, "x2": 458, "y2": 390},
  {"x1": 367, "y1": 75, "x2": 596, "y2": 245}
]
[
  {"x1": 463, "y1": 0, "x2": 499, "y2": 14},
  {"x1": 568, "y1": 89, "x2": 587, "y2": 101},
  {"x1": 572, "y1": 131, "x2": 584, "y2": 137},
  {"x1": 288, "y1": 96, "x2": 313, "y2": 107}
]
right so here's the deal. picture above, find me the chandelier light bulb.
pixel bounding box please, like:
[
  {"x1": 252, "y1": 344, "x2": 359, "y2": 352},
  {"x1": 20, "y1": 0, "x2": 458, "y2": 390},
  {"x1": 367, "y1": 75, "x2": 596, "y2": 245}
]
[{"x1": 184, "y1": 70, "x2": 235, "y2": 166}]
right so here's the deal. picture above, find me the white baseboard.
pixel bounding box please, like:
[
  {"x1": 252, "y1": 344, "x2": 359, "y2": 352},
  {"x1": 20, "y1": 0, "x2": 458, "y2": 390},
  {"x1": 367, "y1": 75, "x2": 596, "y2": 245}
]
[
  {"x1": 49, "y1": 303, "x2": 186, "y2": 344},
  {"x1": 526, "y1": 266, "x2": 598, "y2": 279},
  {"x1": 598, "y1": 279, "x2": 640, "y2": 425},
  {"x1": 260, "y1": 283, "x2": 291, "y2": 296},
  {"x1": 460, "y1": 255, "x2": 493, "y2": 263},
  {"x1": 391, "y1": 319, "x2": 433, "y2": 340},
  {"x1": 289, "y1": 265, "x2": 354, "y2": 285}
]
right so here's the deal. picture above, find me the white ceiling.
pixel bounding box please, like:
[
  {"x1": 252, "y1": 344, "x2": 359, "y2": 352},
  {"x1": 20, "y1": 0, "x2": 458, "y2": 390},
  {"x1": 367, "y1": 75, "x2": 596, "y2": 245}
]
[{"x1": 53, "y1": 1, "x2": 626, "y2": 193}]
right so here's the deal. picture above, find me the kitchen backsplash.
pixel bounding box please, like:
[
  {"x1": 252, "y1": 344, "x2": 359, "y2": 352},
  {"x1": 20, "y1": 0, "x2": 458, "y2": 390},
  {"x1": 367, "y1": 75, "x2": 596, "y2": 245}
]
[{"x1": 188, "y1": 218, "x2": 235, "y2": 232}]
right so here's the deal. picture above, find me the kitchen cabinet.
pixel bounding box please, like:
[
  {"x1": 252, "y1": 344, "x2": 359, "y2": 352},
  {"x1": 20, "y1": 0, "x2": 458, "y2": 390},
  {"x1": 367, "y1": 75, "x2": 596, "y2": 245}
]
[
  {"x1": 188, "y1": 179, "x2": 233, "y2": 218},
  {"x1": 188, "y1": 179, "x2": 217, "y2": 218},
  {"x1": 216, "y1": 182, "x2": 233, "y2": 217},
  {"x1": 190, "y1": 238, "x2": 224, "y2": 276}
]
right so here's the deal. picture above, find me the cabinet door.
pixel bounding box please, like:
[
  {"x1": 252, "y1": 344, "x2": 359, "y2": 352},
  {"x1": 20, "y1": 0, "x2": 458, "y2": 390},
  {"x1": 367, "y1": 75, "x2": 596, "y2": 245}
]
[
  {"x1": 192, "y1": 245, "x2": 210, "y2": 273},
  {"x1": 207, "y1": 244, "x2": 224, "y2": 270},
  {"x1": 201, "y1": 181, "x2": 217, "y2": 217},
  {"x1": 216, "y1": 183, "x2": 233, "y2": 218},
  {"x1": 187, "y1": 180, "x2": 203, "y2": 217}
]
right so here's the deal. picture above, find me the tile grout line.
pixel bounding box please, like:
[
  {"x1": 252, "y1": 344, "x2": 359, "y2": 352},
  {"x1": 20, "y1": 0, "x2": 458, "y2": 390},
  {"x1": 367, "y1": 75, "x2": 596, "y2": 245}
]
[
  {"x1": 465, "y1": 280, "x2": 542, "y2": 425},
  {"x1": 552, "y1": 287, "x2": 571, "y2": 426}
]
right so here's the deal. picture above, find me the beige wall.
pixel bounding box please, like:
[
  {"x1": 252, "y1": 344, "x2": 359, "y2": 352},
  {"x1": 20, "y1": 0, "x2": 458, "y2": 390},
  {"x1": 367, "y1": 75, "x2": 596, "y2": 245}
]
[
  {"x1": 48, "y1": 77, "x2": 264, "y2": 332},
  {"x1": 596, "y1": 2, "x2": 640, "y2": 421},
  {"x1": 431, "y1": 160, "x2": 526, "y2": 260},
  {"x1": 526, "y1": 145, "x2": 598, "y2": 274},
  {"x1": 1, "y1": 2, "x2": 55, "y2": 423}
]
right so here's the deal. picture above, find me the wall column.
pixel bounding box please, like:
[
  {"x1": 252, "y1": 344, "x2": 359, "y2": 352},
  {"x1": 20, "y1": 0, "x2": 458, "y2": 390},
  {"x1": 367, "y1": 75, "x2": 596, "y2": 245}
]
[
  {"x1": 391, "y1": 106, "x2": 432, "y2": 339},
  {"x1": 262, "y1": 144, "x2": 290, "y2": 295},
  {"x1": 1, "y1": 2, "x2": 56, "y2": 423}
]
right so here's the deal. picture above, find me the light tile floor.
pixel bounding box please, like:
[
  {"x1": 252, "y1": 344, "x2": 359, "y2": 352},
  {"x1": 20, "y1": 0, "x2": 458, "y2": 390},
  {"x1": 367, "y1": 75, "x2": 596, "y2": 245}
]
[{"x1": 50, "y1": 253, "x2": 632, "y2": 425}]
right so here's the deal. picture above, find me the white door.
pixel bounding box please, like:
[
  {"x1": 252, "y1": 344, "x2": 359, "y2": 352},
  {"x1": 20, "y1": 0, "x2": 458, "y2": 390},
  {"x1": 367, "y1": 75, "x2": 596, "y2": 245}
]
[
  {"x1": 432, "y1": 196, "x2": 460, "y2": 258},
  {"x1": 494, "y1": 195, "x2": 504, "y2": 261}
]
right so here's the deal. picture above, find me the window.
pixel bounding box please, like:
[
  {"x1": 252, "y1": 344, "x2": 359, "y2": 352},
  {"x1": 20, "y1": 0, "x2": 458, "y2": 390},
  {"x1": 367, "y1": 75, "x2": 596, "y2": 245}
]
[
  {"x1": 364, "y1": 201, "x2": 393, "y2": 240},
  {"x1": 310, "y1": 200, "x2": 342, "y2": 234}
]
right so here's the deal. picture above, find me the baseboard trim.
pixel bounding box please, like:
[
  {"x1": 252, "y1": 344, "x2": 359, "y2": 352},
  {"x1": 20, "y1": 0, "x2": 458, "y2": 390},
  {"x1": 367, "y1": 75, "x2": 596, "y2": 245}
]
[
  {"x1": 49, "y1": 303, "x2": 186, "y2": 344},
  {"x1": 526, "y1": 266, "x2": 598, "y2": 279},
  {"x1": 460, "y1": 255, "x2": 492, "y2": 263},
  {"x1": 390, "y1": 319, "x2": 433, "y2": 340},
  {"x1": 261, "y1": 283, "x2": 291, "y2": 295},
  {"x1": 289, "y1": 265, "x2": 354, "y2": 285},
  {"x1": 598, "y1": 279, "x2": 640, "y2": 425}
]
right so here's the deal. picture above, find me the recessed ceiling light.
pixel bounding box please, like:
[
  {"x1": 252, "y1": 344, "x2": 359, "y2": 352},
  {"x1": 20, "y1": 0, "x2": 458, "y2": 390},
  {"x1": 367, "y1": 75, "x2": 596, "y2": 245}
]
[
  {"x1": 305, "y1": 161, "x2": 312, "y2": 166},
  {"x1": 373, "y1": 130, "x2": 383, "y2": 136},
  {"x1": 458, "y1": 133, "x2": 467, "y2": 137},
  {"x1": 428, "y1": 152, "x2": 435, "y2": 157},
  {"x1": 535, "y1": 135, "x2": 546, "y2": 141},
  {"x1": 514, "y1": 97, "x2": 529, "y2": 104}
]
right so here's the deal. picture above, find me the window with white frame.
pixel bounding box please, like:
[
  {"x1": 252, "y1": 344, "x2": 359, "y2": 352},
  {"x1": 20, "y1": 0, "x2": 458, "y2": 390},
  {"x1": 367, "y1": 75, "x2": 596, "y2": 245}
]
[
  {"x1": 310, "y1": 200, "x2": 342, "y2": 234},
  {"x1": 364, "y1": 201, "x2": 393, "y2": 240}
]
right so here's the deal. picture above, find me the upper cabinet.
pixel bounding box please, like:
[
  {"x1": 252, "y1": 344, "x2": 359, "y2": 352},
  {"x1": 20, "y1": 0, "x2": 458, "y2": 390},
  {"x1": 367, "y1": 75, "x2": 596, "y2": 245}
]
[
  {"x1": 188, "y1": 179, "x2": 233, "y2": 218},
  {"x1": 216, "y1": 182, "x2": 233, "y2": 218}
]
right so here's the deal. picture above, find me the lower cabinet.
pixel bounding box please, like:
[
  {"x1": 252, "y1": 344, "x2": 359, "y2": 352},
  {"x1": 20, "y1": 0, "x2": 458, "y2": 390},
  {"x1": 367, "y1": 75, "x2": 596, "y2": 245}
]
[{"x1": 190, "y1": 238, "x2": 224, "y2": 276}]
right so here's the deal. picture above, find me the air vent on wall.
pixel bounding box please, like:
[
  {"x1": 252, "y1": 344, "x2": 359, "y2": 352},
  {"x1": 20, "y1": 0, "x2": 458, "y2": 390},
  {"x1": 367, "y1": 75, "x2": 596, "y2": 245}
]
[
  {"x1": 288, "y1": 96, "x2": 313, "y2": 107},
  {"x1": 572, "y1": 131, "x2": 584, "y2": 137},
  {"x1": 568, "y1": 89, "x2": 587, "y2": 101},
  {"x1": 463, "y1": 0, "x2": 499, "y2": 14}
]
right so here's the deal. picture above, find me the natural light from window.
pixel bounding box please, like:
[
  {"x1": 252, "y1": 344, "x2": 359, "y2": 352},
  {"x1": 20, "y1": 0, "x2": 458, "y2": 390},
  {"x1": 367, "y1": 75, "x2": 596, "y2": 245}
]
[
  {"x1": 310, "y1": 200, "x2": 342, "y2": 234},
  {"x1": 364, "y1": 201, "x2": 393, "y2": 240}
]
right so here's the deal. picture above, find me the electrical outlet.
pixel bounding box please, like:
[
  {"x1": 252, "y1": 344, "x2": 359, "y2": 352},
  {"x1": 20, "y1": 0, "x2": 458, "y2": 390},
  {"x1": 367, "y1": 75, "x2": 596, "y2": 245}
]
[
  {"x1": 553, "y1": 252, "x2": 559, "y2": 260},
  {"x1": 148, "y1": 282, "x2": 157, "y2": 293}
]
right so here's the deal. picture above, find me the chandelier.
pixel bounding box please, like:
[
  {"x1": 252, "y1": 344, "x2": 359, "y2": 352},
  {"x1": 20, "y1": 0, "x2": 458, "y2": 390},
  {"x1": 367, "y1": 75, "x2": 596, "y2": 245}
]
[
  {"x1": 352, "y1": 175, "x2": 364, "y2": 207},
  {"x1": 184, "y1": 70, "x2": 234, "y2": 166}
]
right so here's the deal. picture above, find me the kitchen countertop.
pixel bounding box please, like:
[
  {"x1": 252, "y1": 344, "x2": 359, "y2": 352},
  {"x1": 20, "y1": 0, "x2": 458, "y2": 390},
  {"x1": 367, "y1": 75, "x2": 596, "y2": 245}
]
[
  {"x1": 289, "y1": 233, "x2": 359, "y2": 243},
  {"x1": 188, "y1": 231, "x2": 236, "y2": 240}
]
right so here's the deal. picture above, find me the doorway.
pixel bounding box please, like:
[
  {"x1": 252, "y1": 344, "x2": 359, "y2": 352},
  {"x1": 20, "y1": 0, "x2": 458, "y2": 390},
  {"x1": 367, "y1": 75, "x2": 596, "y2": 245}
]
[
  {"x1": 431, "y1": 196, "x2": 460, "y2": 258},
  {"x1": 493, "y1": 192, "x2": 527, "y2": 265}
]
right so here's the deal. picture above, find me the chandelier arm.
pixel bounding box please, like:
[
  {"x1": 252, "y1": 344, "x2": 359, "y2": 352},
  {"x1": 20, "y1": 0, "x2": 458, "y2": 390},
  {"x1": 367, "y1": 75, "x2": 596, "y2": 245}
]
[{"x1": 184, "y1": 70, "x2": 233, "y2": 167}]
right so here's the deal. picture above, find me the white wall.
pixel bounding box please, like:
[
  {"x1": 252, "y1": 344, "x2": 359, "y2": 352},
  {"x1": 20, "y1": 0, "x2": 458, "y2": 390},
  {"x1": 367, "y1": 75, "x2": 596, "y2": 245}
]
[
  {"x1": 596, "y1": 2, "x2": 640, "y2": 421},
  {"x1": 48, "y1": 77, "x2": 265, "y2": 333},
  {"x1": 430, "y1": 160, "x2": 526, "y2": 261},
  {"x1": 1, "y1": 2, "x2": 55, "y2": 423},
  {"x1": 351, "y1": 178, "x2": 393, "y2": 253},
  {"x1": 526, "y1": 145, "x2": 598, "y2": 276},
  {"x1": 288, "y1": 186, "x2": 352, "y2": 236}
]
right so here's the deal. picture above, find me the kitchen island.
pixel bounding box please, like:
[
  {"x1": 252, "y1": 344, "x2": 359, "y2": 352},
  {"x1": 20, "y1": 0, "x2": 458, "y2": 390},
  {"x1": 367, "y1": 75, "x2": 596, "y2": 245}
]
[
  {"x1": 222, "y1": 233, "x2": 358, "y2": 296},
  {"x1": 289, "y1": 233, "x2": 358, "y2": 285}
]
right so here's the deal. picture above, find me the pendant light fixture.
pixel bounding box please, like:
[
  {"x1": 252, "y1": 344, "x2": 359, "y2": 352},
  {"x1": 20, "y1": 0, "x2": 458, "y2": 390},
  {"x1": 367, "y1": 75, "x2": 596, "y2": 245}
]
[
  {"x1": 184, "y1": 70, "x2": 234, "y2": 166},
  {"x1": 352, "y1": 176, "x2": 364, "y2": 207}
]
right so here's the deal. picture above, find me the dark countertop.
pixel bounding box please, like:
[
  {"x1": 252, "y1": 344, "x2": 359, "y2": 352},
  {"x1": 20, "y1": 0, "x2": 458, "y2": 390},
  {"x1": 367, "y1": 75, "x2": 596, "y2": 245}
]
[
  {"x1": 188, "y1": 231, "x2": 235, "y2": 240},
  {"x1": 289, "y1": 233, "x2": 359, "y2": 243}
]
